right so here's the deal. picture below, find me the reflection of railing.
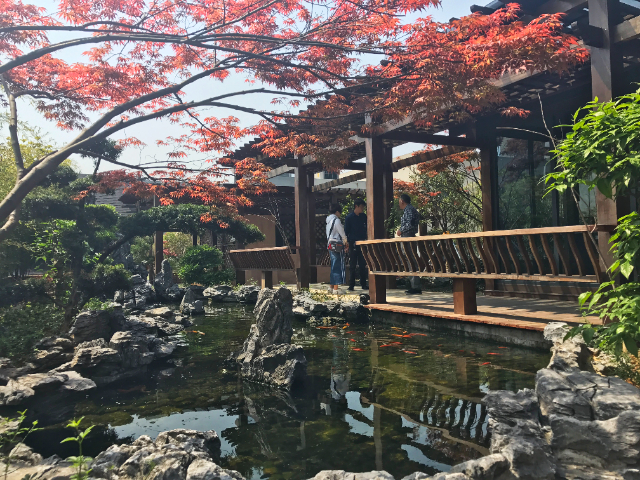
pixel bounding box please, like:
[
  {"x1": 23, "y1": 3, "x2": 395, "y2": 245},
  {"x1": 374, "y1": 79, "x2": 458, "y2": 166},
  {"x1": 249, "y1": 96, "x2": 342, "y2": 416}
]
[
  {"x1": 357, "y1": 225, "x2": 614, "y2": 314},
  {"x1": 228, "y1": 246, "x2": 297, "y2": 288}
]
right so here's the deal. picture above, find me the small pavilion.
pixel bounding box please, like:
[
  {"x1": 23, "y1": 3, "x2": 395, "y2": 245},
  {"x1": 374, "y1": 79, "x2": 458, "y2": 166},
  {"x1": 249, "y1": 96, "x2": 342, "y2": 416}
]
[{"x1": 224, "y1": 0, "x2": 640, "y2": 332}]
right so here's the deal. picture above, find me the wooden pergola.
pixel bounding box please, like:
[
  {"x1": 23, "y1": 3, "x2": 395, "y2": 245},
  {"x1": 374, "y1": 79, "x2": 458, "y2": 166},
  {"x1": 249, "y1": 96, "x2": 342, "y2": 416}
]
[{"x1": 228, "y1": 0, "x2": 639, "y2": 318}]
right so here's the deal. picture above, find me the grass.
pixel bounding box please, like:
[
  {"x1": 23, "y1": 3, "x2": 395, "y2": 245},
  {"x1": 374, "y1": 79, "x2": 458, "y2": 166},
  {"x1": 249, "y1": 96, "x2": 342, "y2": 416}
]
[{"x1": 0, "y1": 301, "x2": 66, "y2": 362}]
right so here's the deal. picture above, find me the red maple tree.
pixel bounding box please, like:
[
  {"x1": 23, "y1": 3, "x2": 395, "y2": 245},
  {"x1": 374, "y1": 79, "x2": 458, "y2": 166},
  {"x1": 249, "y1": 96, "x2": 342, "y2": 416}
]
[{"x1": 0, "y1": 0, "x2": 588, "y2": 240}]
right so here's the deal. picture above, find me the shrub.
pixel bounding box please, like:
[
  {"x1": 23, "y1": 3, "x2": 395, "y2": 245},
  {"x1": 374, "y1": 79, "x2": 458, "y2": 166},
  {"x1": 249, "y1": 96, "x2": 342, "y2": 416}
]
[
  {"x1": 0, "y1": 302, "x2": 65, "y2": 360},
  {"x1": 177, "y1": 245, "x2": 233, "y2": 286},
  {"x1": 84, "y1": 263, "x2": 132, "y2": 299}
]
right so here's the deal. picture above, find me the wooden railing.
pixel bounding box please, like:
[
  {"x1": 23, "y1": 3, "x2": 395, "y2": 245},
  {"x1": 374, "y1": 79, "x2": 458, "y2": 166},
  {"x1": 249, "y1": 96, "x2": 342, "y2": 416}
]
[
  {"x1": 228, "y1": 246, "x2": 297, "y2": 288},
  {"x1": 357, "y1": 225, "x2": 614, "y2": 283},
  {"x1": 357, "y1": 225, "x2": 614, "y2": 314}
]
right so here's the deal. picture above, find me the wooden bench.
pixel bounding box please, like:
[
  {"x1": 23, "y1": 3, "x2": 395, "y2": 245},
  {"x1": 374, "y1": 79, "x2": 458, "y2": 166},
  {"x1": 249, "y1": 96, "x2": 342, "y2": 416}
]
[
  {"x1": 228, "y1": 246, "x2": 297, "y2": 288},
  {"x1": 357, "y1": 225, "x2": 614, "y2": 315}
]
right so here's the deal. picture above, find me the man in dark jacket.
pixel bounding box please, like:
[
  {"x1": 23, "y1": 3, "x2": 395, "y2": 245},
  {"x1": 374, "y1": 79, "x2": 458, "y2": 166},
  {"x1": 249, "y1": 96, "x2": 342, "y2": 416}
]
[
  {"x1": 397, "y1": 194, "x2": 422, "y2": 294},
  {"x1": 344, "y1": 198, "x2": 368, "y2": 291}
]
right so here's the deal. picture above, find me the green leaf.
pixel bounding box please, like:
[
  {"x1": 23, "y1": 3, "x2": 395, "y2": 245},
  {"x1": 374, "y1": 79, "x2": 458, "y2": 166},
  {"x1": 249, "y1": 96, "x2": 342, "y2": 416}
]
[
  {"x1": 582, "y1": 327, "x2": 595, "y2": 344},
  {"x1": 596, "y1": 178, "x2": 613, "y2": 198},
  {"x1": 620, "y1": 261, "x2": 635, "y2": 279},
  {"x1": 623, "y1": 334, "x2": 639, "y2": 357},
  {"x1": 61, "y1": 437, "x2": 77, "y2": 444},
  {"x1": 578, "y1": 291, "x2": 592, "y2": 307}
]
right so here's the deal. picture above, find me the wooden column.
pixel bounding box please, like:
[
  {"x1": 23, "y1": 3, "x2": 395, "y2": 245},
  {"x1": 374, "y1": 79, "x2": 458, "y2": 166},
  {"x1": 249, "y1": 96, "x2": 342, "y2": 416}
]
[
  {"x1": 476, "y1": 125, "x2": 499, "y2": 292},
  {"x1": 192, "y1": 234, "x2": 198, "y2": 247},
  {"x1": 261, "y1": 271, "x2": 273, "y2": 289},
  {"x1": 152, "y1": 196, "x2": 163, "y2": 276},
  {"x1": 589, "y1": 0, "x2": 628, "y2": 269},
  {"x1": 383, "y1": 163, "x2": 396, "y2": 289},
  {"x1": 307, "y1": 170, "x2": 317, "y2": 284},
  {"x1": 366, "y1": 132, "x2": 392, "y2": 304},
  {"x1": 295, "y1": 159, "x2": 311, "y2": 289}
]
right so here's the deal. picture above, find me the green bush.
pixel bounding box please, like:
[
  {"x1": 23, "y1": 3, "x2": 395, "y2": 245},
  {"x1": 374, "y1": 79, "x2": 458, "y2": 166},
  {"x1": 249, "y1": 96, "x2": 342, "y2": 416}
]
[
  {"x1": 177, "y1": 245, "x2": 233, "y2": 286},
  {"x1": 84, "y1": 263, "x2": 131, "y2": 299},
  {"x1": 0, "y1": 302, "x2": 65, "y2": 360}
]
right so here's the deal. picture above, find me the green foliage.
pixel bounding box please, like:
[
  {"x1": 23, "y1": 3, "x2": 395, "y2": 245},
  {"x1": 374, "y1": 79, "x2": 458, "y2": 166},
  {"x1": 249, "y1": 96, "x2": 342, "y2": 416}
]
[
  {"x1": 547, "y1": 87, "x2": 640, "y2": 201},
  {"x1": 61, "y1": 418, "x2": 94, "y2": 480},
  {"x1": 163, "y1": 232, "x2": 194, "y2": 270},
  {"x1": 83, "y1": 297, "x2": 114, "y2": 312},
  {"x1": 0, "y1": 301, "x2": 65, "y2": 360},
  {"x1": 131, "y1": 236, "x2": 153, "y2": 266},
  {"x1": 1, "y1": 410, "x2": 41, "y2": 480},
  {"x1": 85, "y1": 264, "x2": 131, "y2": 299},
  {"x1": 178, "y1": 245, "x2": 233, "y2": 286}
]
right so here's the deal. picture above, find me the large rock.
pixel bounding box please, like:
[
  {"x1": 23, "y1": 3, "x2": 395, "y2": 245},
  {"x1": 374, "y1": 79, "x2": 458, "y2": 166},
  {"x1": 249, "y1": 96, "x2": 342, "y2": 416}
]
[
  {"x1": 181, "y1": 287, "x2": 205, "y2": 315},
  {"x1": 0, "y1": 371, "x2": 96, "y2": 406},
  {"x1": 240, "y1": 344, "x2": 307, "y2": 389},
  {"x1": 90, "y1": 429, "x2": 230, "y2": 480},
  {"x1": 236, "y1": 285, "x2": 261, "y2": 304},
  {"x1": 69, "y1": 306, "x2": 125, "y2": 345},
  {"x1": 30, "y1": 337, "x2": 74, "y2": 371},
  {"x1": 235, "y1": 288, "x2": 306, "y2": 389},
  {"x1": 203, "y1": 285, "x2": 234, "y2": 302},
  {"x1": 308, "y1": 472, "x2": 394, "y2": 480}
]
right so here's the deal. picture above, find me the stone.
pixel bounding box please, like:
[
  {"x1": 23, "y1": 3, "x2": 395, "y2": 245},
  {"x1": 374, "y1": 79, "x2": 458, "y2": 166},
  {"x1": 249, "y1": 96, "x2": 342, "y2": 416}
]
[
  {"x1": 293, "y1": 295, "x2": 329, "y2": 317},
  {"x1": 69, "y1": 309, "x2": 115, "y2": 344},
  {"x1": 236, "y1": 285, "x2": 261, "y2": 304},
  {"x1": 543, "y1": 322, "x2": 571, "y2": 345},
  {"x1": 182, "y1": 288, "x2": 205, "y2": 315},
  {"x1": 8, "y1": 443, "x2": 43, "y2": 466},
  {"x1": 34, "y1": 337, "x2": 73, "y2": 351},
  {"x1": 483, "y1": 389, "x2": 540, "y2": 425},
  {"x1": 57, "y1": 371, "x2": 97, "y2": 392},
  {"x1": 12, "y1": 373, "x2": 67, "y2": 392},
  {"x1": 130, "y1": 274, "x2": 145, "y2": 286},
  {"x1": 536, "y1": 369, "x2": 593, "y2": 420},
  {"x1": 249, "y1": 287, "x2": 294, "y2": 349},
  {"x1": 0, "y1": 380, "x2": 34, "y2": 406},
  {"x1": 203, "y1": 285, "x2": 234, "y2": 302},
  {"x1": 360, "y1": 294, "x2": 370, "y2": 305},
  {"x1": 240, "y1": 343, "x2": 307, "y2": 389},
  {"x1": 109, "y1": 331, "x2": 155, "y2": 369},
  {"x1": 146, "y1": 306, "x2": 175, "y2": 319},
  {"x1": 30, "y1": 347, "x2": 73, "y2": 371},
  {"x1": 154, "y1": 259, "x2": 175, "y2": 295},
  {"x1": 448, "y1": 454, "x2": 509, "y2": 479},
  {"x1": 155, "y1": 429, "x2": 221, "y2": 458},
  {"x1": 591, "y1": 376, "x2": 640, "y2": 421},
  {"x1": 547, "y1": 341, "x2": 591, "y2": 372},
  {"x1": 186, "y1": 458, "x2": 244, "y2": 480},
  {"x1": 308, "y1": 472, "x2": 395, "y2": 480},
  {"x1": 338, "y1": 301, "x2": 369, "y2": 323}
]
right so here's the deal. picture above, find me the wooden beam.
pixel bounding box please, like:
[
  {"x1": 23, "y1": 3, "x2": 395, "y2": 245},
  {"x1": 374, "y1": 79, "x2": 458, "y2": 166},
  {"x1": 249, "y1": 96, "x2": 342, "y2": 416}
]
[
  {"x1": 535, "y1": 0, "x2": 586, "y2": 16},
  {"x1": 390, "y1": 146, "x2": 470, "y2": 172},
  {"x1": 312, "y1": 172, "x2": 366, "y2": 192},
  {"x1": 381, "y1": 131, "x2": 480, "y2": 147},
  {"x1": 614, "y1": 14, "x2": 640, "y2": 43},
  {"x1": 266, "y1": 165, "x2": 294, "y2": 179}
]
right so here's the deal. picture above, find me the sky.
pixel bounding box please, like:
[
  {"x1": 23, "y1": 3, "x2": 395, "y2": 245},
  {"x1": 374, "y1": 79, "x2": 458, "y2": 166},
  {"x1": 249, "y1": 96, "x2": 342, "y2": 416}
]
[{"x1": 8, "y1": 0, "x2": 480, "y2": 174}]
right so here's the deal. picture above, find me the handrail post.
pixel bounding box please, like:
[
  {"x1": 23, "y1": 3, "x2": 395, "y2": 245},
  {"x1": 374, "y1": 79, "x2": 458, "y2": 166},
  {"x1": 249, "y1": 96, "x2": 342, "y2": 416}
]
[{"x1": 295, "y1": 158, "x2": 311, "y2": 289}]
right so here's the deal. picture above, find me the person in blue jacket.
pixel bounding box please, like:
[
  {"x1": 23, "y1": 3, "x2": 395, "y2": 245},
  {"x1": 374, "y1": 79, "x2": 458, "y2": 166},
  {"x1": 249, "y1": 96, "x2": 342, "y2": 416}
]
[{"x1": 344, "y1": 198, "x2": 368, "y2": 291}]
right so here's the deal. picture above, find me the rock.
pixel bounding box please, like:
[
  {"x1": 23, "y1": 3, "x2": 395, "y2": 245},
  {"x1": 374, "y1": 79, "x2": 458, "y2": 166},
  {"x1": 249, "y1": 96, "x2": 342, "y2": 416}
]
[
  {"x1": 8, "y1": 443, "x2": 43, "y2": 466},
  {"x1": 544, "y1": 322, "x2": 571, "y2": 345},
  {"x1": 35, "y1": 337, "x2": 73, "y2": 351},
  {"x1": 114, "y1": 290, "x2": 125, "y2": 303},
  {"x1": 293, "y1": 295, "x2": 329, "y2": 317},
  {"x1": 146, "y1": 306, "x2": 175, "y2": 319},
  {"x1": 70, "y1": 309, "x2": 114, "y2": 344},
  {"x1": 203, "y1": 285, "x2": 234, "y2": 302},
  {"x1": 338, "y1": 301, "x2": 369, "y2": 323},
  {"x1": 90, "y1": 429, "x2": 229, "y2": 480},
  {"x1": 12, "y1": 373, "x2": 67, "y2": 392},
  {"x1": 240, "y1": 344, "x2": 307, "y2": 389},
  {"x1": 154, "y1": 259, "x2": 175, "y2": 295},
  {"x1": 109, "y1": 331, "x2": 155, "y2": 369},
  {"x1": 133, "y1": 281, "x2": 155, "y2": 308},
  {"x1": 57, "y1": 370, "x2": 97, "y2": 392},
  {"x1": 449, "y1": 454, "x2": 509, "y2": 479},
  {"x1": 236, "y1": 285, "x2": 261, "y2": 304},
  {"x1": 360, "y1": 294, "x2": 370, "y2": 305},
  {"x1": 0, "y1": 380, "x2": 34, "y2": 406},
  {"x1": 30, "y1": 347, "x2": 73, "y2": 371},
  {"x1": 130, "y1": 274, "x2": 145, "y2": 286},
  {"x1": 308, "y1": 472, "x2": 395, "y2": 480},
  {"x1": 536, "y1": 369, "x2": 594, "y2": 421},
  {"x1": 186, "y1": 458, "x2": 244, "y2": 480},
  {"x1": 181, "y1": 288, "x2": 205, "y2": 315}
]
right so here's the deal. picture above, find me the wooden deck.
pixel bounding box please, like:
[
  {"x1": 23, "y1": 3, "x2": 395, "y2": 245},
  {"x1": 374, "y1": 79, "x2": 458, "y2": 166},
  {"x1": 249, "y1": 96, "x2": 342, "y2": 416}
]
[
  {"x1": 306, "y1": 284, "x2": 600, "y2": 332},
  {"x1": 367, "y1": 290, "x2": 601, "y2": 332}
]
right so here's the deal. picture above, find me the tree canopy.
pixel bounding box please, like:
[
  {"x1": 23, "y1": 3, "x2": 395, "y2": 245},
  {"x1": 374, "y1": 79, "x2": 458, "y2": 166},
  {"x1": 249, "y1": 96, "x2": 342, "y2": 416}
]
[{"x1": 0, "y1": 0, "x2": 588, "y2": 240}]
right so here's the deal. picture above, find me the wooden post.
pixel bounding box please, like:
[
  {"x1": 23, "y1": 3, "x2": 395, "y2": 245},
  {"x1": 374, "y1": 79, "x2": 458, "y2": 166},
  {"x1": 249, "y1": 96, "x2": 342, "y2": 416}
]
[
  {"x1": 192, "y1": 234, "x2": 198, "y2": 247},
  {"x1": 589, "y1": 0, "x2": 628, "y2": 270},
  {"x1": 153, "y1": 230, "x2": 163, "y2": 276},
  {"x1": 295, "y1": 159, "x2": 311, "y2": 289},
  {"x1": 235, "y1": 242, "x2": 246, "y2": 286},
  {"x1": 365, "y1": 128, "x2": 392, "y2": 304},
  {"x1": 383, "y1": 164, "x2": 396, "y2": 290},
  {"x1": 261, "y1": 271, "x2": 273, "y2": 289},
  {"x1": 453, "y1": 278, "x2": 477, "y2": 315},
  {"x1": 307, "y1": 170, "x2": 317, "y2": 284},
  {"x1": 476, "y1": 124, "x2": 498, "y2": 292}
]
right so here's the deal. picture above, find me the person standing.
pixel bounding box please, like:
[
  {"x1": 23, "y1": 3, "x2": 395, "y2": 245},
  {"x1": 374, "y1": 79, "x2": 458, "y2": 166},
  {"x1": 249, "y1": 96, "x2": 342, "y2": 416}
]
[
  {"x1": 326, "y1": 204, "x2": 348, "y2": 294},
  {"x1": 344, "y1": 198, "x2": 368, "y2": 291},
  {"x1": 396, "y1": 194, "x2": 422, "y2": 294}
]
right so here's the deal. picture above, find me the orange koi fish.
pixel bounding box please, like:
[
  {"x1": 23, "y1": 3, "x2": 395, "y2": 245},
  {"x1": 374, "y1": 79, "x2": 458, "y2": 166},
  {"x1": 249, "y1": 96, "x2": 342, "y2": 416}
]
[
  {"x1": 498, "y1": 347, "x2": 509, "y2": 349},
  {"x1": 481, "y1": 362, "x2": 491, "y2": 366},
  {"x1": 487, "y1": 353, "x2": 500, "y2": 356},
  {"x1": 350, "y1": 339, "x2": 357, "y2": 342},
  {"x1": 403, "y1": 350, "x2": 418, "y2": 354},
  {"x1": 352, "y1": 348, "x2": 365, "y2": 352}
]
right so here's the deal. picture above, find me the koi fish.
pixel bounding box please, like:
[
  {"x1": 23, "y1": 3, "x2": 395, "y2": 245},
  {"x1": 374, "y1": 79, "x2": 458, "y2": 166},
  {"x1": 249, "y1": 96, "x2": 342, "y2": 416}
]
[
  {"x1": 487, "y1": 353, "x2": 500, "y2": 355},
  {"x1": 380, "y1": 344, "x2": 395, "y2": 347},
  {"x1": 317, "y1": 326, "x2": 339, "y2": 329},
  {"x1": 391, "y1": 327, "x2": 404, "y2": 331},
  {"x1": 480, "y1": 362, "x2": 491, "y2": 366},
  {"x1": 498, "y1": 347, "x2": 509, "y2": 349},
  {"x1": 342, "y1": 326, "x2": 348, "y2": 330},
  {"x1": 403, "y1": 350, "x2": 418, "y2": 354},
  {"x1": 352, "y1": 348, "x2": 365, "y2": 352},
  {"x1": 437, "y1": 344, "x2": 443, "y2": 347},
  {"x1": 392, "y1": 334, "x2": 412, "y2": 338},
  {"x1": 350, "y1": 339, "x2": 357, "y2": 342},
  {"x1": 190, "y1": 330, "x2": 205, "y2": 335},
  {"x1": 410, "y1": 333, "x2": 428, "y2": 337},
  {"x1": 346, "y1": 331, "x2": 356, "y2": 334},
  {"x1": 459, "y1": 350, "x2": 465, "y2": 353}
]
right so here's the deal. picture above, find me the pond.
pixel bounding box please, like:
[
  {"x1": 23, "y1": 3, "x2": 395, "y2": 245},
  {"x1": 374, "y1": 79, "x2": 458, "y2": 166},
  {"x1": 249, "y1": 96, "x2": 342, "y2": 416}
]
[{"x1": 22, "y1": 305, "x2": 550, "y2": 480}]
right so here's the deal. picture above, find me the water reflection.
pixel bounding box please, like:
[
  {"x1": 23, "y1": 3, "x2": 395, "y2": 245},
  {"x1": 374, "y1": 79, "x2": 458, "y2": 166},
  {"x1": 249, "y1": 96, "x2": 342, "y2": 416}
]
[{"x1": 18, "y1": 305, "x2": 549, "y2": 480}]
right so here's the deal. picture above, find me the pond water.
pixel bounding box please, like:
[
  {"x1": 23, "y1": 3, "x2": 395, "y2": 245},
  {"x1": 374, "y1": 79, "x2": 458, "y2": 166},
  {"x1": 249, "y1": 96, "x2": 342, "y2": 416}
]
[{"x1": 22, "y1": 305, "x2": 550, "y2": 480}]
